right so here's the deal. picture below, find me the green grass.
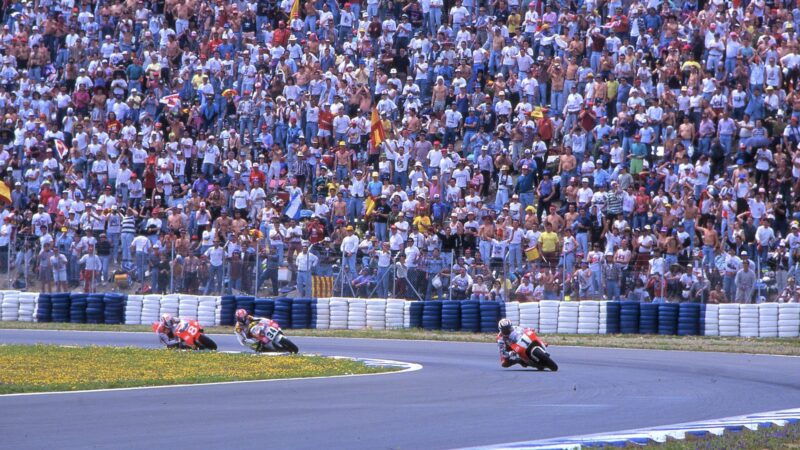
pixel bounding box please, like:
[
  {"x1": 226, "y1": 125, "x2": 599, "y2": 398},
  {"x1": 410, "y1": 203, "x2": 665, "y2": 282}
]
[
  {"x1": 609, "y1": 420, "x2": 800, "y2": 449},
  {"x1": 2, "y1": 321, "x2": 800, "y2": 356},
  {"x1": 0, "y1": 344, "x2": 396, "y2": 394}
]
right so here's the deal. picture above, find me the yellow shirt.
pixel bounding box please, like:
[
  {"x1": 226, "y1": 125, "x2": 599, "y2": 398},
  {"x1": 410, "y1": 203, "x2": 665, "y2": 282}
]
[
  {"x1": 507, "y1": 14, "x2": 521, "y2": 35},
  {"x1": 412, "y1": 215, "x2": 431, "y2": 233},
  {"x1": 606, "y1": 80, "x2": 619, "y2": 101},
  {"x1": 538, "y1": 231, "x2": 559, "y2": 253}
]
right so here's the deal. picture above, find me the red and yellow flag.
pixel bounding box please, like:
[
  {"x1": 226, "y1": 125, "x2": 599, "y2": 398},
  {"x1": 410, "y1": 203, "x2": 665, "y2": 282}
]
[
  {"x1": 290, "y1": 0, "x2": 301, "y2": 20},
  {"x1": 370, "y1": 107, "x2": 386, "y2": 149}
]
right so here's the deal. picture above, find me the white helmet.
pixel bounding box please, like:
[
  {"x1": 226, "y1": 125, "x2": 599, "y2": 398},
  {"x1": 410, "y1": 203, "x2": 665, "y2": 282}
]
[
  {"x1": 161, "y1": 313, "x2": 173, "y2": 324},
  {"x1": 498, "y1": 318, "x2": 513, "y2": 336}
]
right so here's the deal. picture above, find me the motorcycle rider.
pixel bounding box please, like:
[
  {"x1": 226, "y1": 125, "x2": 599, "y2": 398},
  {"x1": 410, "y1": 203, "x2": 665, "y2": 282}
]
[
  {"x1": 155, "y1": 313, "x2": 185, "y2": 349},
  {"x1": 234, "y1": 308, "x2": 267, "y2": 350},
  {"x1": 497, "y1": 318, "x2": 531, "y2": 368}
]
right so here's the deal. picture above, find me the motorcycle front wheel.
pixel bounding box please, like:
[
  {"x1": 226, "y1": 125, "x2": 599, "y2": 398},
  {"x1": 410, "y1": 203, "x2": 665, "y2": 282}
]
[
  {"x1": 197, "y1": 334, "x2": 218, "y2": 351},
  {"x1": 275, "y1": 336, "x2": 299, "y2": 354},
  {"x1": 530, "y1": 346, "x2": 558, "y2": 372}
]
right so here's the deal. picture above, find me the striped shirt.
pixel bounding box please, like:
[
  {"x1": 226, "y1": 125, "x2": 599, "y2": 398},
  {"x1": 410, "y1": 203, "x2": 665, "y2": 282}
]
[{"x1": 121, "y1": 216, "x2": 137, "y2": 234}]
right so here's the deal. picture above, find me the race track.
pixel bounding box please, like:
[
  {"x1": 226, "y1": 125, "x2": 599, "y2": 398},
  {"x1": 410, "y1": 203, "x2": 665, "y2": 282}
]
[{"x1": 2, "y1": 329, "x2": 800, "y2": 450}]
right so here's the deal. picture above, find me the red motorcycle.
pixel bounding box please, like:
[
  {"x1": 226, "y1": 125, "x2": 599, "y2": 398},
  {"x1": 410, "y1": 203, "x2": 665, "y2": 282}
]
[
  {"x1": 249, "y1": 319, "x2": 299, "y2": 353},
  {"x1": 152, "y1": 319, "x2": 218, "y2": 350},
  {"x1": 509, "y1": 328, "x2": 558, "y2": 371}
]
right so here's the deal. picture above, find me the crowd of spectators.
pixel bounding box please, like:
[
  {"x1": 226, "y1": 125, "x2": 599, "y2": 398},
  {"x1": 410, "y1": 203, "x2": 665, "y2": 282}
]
[{"x1": 1, "y1": 0, "x2": 800, "y2": 303}]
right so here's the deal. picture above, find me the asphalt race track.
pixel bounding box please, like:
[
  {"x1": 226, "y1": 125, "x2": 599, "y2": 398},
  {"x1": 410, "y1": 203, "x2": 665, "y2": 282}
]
[{"x1": 2, "y1": 330, "x2": 800, "y2": 450}]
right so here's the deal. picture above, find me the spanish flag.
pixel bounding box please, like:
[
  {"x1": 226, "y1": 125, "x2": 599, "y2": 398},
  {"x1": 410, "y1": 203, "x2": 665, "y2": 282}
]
[
  {"x1": 370, "y1": 107, "x2": 385, "y2": 149},
  {"x1": 290, "y1": 0, "x2": 301, "y2": 20},
  {"x1": 0, "y1": 181, "x2": 10, "y2": 204}
]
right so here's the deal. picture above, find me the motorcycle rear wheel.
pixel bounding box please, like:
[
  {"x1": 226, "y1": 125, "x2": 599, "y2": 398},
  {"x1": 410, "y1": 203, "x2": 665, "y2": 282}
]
[
  {"x1": 275, "y1": 336, "x2": 299, "y2": 354},
  {"x1": 530, "y1": 347, "x2": 558, "y2": 372},
  {"x1": 197, "y1": 334, "x2": 218, "y2": 351}
]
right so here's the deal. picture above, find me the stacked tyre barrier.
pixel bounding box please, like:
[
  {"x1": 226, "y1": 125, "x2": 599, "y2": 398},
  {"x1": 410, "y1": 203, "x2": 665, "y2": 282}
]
[
  {"x1": 538, "y1": 301, "x2": 559, "y2": 334},
  {"x1": 315, "y1": 298, "x2": 330, "y2": 329},
  {"x1": 273, "y1": 298, "x2": 293, "y2": 329},
  {"x1": 779, "y1": 303, "x2": 800, "y2": 337},
  {"x1": 159, "y1": 295, "x2": 179, "y2": 320},
  {"x1": 385, "y1": 299, "x2": 405, "y2": 329},
  {"x1": 52, "y1": 293, "x2": 72, "y2": 323},
  {"x1": 557, "y1": 301, "x2": 579, "y2": 334},
  {"x1": 18, "y1": 293, "x2": 37, "y2": 322},
  {"x1": 141, "y1": 295, "x2": 161, "y2": 324},
  {"x1": 291, "y1": 298, "x2": 313, "y2": 329},
  {"x1": 739, "y1": 304, "x2": 759, "y2": 338},
  {"x1": 677, "y1": 303, "x2": 701, "y2": 336},
  {"x1": 604, "y1": 301, "x2": 621, "y2": 333},
  {"x1": 86, "y1": 294, "x2": 105, "y2": 324},
  {"x1": 460, "y1": 300, "x2": 480, "y2": 332},
  {"x1": 197, "y1": 296, "x2": 217, "y2": 327},
  {"x1": 103, "y1": 294, "x2": 126, "y2": 325},
  {"x1": 408, "y1": 301, "x2": 424, "y2": 329},
  {"x1": 638, "y1": 303, "x2": 658, "y2": 334},
  {"x1": 519, "y1": 302, "x2": 539, "y2": 330},
  {"x1": 759, "y1": 303, "x2": 779, "y2": 338},
  {"x1": 219, "y1": 296, "x2": 237, "y2": 326},
  {"x1": 178, "y1": 295, "x2": 200, "y2": 321},
  {"x1": 34, "y1": 294, "x2": 52, "y2": 322},
  {"x1": 347, "y1": 299, "x2": 366, "y2": 330},
  {"x1": 1, "y1": 291, "x2": 18, "y2": 321},
  {"x1": 441, "y1": 301, "x2": 461, "y2": 331},
  {"x1": 702, "y1": 304, "x2": 719, "y2": 336},
  {"x1": 577, "y1": 301, "x2": 599, "y2": 334},
  {"x1": 480, "y1": 301, "x2": 501, "y2": 333},
  {"x1": 254, "y1": 298, "x2": 275, "y2": 319},
  {"x1": 329, "y1": 298, "x2": 348, "y2": 329},
  {"x1": 36, "y1": 294, "x2": 53, "y2": 323},
  {"x1": 657, "y1": 303, "x2": 679, "y2": 335},
  {"x1": 69, "y1": 294, "x2": 87, "y2": 323},
  {"x1": 619, "y1": 301, "x2": 640, "y2": 334},
  {"x1": 2, "y1": 292, "x2": 800, "y2": 339},
  {"x1": 125, "y1": 295, "x2": 143, "y2": 325},
  {"x1": 719, "y1": 304, "x2": 740, "y2": 337},
  {"x1": 422, "y1": 301, "x2": 443, "y2": 330},
  {"x1": 366, "y1": 299, "x2": 386, "y2": 329}
]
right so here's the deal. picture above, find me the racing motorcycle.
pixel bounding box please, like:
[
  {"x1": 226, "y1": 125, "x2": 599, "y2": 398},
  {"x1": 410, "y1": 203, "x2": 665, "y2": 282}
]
[
  {"x1": 509, "y1": 328, "x2": 558, "y2": 371},
  {"x1": 250, "y1": 319, "x2": 299, "y2": 353},
  {"x1": 152, "y1": 319, "x2": 218, "y2": 350}
]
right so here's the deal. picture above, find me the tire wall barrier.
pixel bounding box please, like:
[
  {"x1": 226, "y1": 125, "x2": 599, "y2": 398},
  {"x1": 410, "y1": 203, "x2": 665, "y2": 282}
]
[{"x1": 0, "y1": 293, "x2": 795, "y2": 338}]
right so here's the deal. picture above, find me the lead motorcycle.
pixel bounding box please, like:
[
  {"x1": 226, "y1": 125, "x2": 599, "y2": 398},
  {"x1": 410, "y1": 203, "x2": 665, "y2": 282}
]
[
  {"x1": 509, "y1": 328, "x2": 558, "y2": 371},
  {"x1": 249, "y1": 319, "x2": 299, "y2": 353}
]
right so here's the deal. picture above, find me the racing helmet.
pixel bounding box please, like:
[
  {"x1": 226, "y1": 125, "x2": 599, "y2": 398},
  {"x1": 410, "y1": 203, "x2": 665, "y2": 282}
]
[
  {"x1": 235, "y1": 308, "x2": 248, "y2": 323},
  {"x1": 498, "y1": 318, "x2": 513, "y2": 336},
  {"x1": 160, "y1": 313, "x2": 173, "y2": 325}
]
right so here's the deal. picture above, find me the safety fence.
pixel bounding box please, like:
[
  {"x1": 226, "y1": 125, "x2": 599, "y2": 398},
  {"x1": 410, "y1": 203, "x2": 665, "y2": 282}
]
[{"x1": 1, "y1": 291, "x2": 799, "y2": 339}]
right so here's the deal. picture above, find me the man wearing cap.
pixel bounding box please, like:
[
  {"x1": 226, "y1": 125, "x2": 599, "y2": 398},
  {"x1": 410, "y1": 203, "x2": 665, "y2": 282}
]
[
  {"x1": 340, "y1": 226, "x2": 360, "y2": 279},
  {"x1": 735, "y1": 258, "x2": 756, "y2": 303}
]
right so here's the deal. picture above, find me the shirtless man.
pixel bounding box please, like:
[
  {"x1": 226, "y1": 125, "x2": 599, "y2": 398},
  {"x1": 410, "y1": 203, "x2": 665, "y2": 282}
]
[
  {"x1": 695, "y1": 221, "x2": 720, "y2": 269},
  {"x1": 478, "y1": 218, "x2": 496, "y2": 265}
]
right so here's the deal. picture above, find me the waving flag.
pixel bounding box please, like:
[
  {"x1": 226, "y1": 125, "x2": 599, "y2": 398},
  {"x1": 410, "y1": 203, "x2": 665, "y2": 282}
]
[
  {"x1": 370, "y1": 107, "x2": 385, "y2": 149},
  {"x1": 54, "y1": 139, "x2": 69, "y2": 159},
  {"x1": 0, "y1": 181, "x2": 10, "y2": 204},
  {"x1": 290, "y1": 0, "x2": 301, "y2": 19},
  {"x1": 160, "y1": 93, "x2": 181, "y2": 108}
]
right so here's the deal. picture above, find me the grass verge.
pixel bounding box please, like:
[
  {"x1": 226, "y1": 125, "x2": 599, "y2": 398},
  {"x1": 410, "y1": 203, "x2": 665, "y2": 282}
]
[
  {"x1": 615, "y1": 421, "x2": 800, "y2": 449},
  {"x1": 2, "y1": 321, "x2": 800, "y2": 356},
  {"x1": 0, "y1": 344, "x2": 395, "y2": 394}
]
